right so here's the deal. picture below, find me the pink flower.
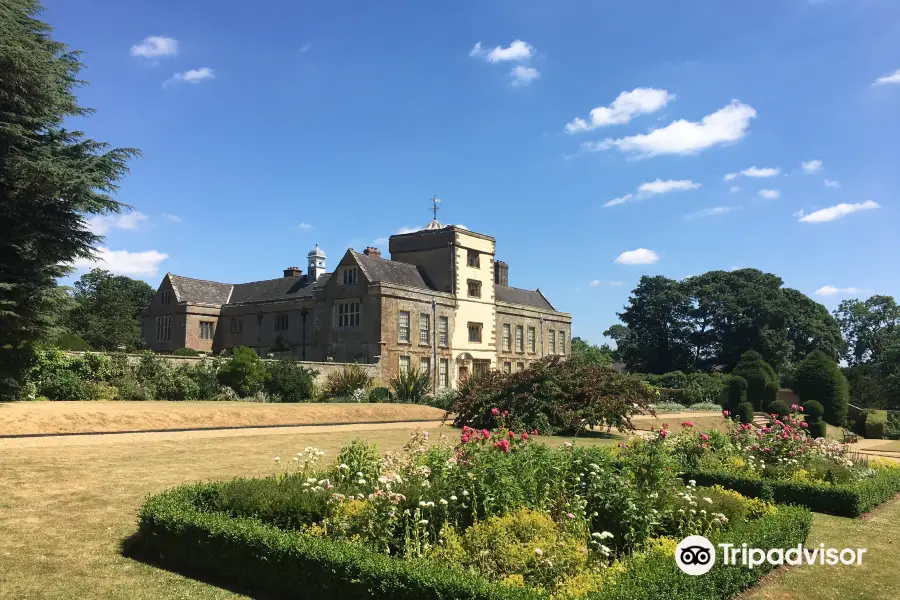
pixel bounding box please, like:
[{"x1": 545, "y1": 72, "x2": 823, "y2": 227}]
[
  {"x1": 799, "y1": 406, "x2": 804, "y2": 412},
  {"x1": 659, "y1": 429, "x2": 670, "y2": 439},
  {"x1": 508, "y1": 430, "x2": 515, "y2": 439},
  {"x1": 521, "y1": 432, "x2": 529, "y2": 441},
  {"x1": 681, "y1": 421, "x2": 695, "y2": 428},
  {"x1": 800, "y1": 422, "x2": 808, "y2": 428},
  {"x1": 494, "y1": 438, "x2": 510, "y2": 453},
  {"x1": 482, "y1": 429, "x2": 490, "y2": 439},
  {"x1": 502, "y1": 410, "x2": 509, "y2": 417},
  {"x1": 723, "y1": 410, "x2": 731, "y2": 417},
  {"x1": 699, "y1": 433, "x2": 709, "y2": 442},
  {"x1": 566, "y1": 512, "x2": 575, "y2": 519},
  {"x1": 491, "y1": 408, "x2": 500, "y2": 416}
]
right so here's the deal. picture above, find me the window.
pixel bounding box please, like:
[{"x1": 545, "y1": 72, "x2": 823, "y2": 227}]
[
  {"x1": 275, "y1": 314, "x2": 289, "y2": 332},
  {"x1": 156, "y1": 316, "x2": 171, "y2": 341},
  {"x1": 335, "y1": 301, "x2": 360, "y2": 328},
  {"x1": 439, "y1": 358, "x2": 449, "y2": 387},
  {"x1": 503, "y1": 361, "x2": 511, "y2": 373},
  {"x1": 200, "y1": 321, "x2": 215, "y2": 340},
  {"x1": 399, "y1": 355, "x2": 410, "y2": 375},
  {"x1": 419, "y1": 313, "x2": 430, "y2": 344},
  {"x1": 420, "y1": 356, "x2": 431, "y2": 375},
  {"x1": 467, "y1": 279, "x2": 482, "y2": 298},
  {"x1": 473, "y1": 360, "x2": 490, "y2": 376},
  {"x1": 548, "y1": 329, "x2": 556, "y2": 354},
  {"x1": 230, "y1": 318, "x2": 242, "y2": 334},
  {"x1": 468, "y1": 322, "x2": 482, "y2": 343},
  {"x1": 467, "y1": 250, "x2": 480, "y2": 268},
  {"x1": 438, "y1": 316, "x2": 449, "y2": 347},
  {"x1": 502, "y1": 324, "x2": 511, "y2": 351},
  {"x1": 527, "y1": 327, "x2": 536, "y2": 353},
  {"x1": 515, "y1": 325, "x2": 524, "y2": 352},
  {"x1": 398, "y1": 311, "x2": 410, "y2": 342},
  {"x1": 341, "y1": 266, "x2": 359, "y2": 286},
  {"x1": 516, "y1": 362, "x2": 525, "y2": 373},
  {"x1": 160, "y1": 290, "x2": 171, "y2": 305},
  {"x1": 559, "y1": 330, "x2": 566, "y2": 355}
]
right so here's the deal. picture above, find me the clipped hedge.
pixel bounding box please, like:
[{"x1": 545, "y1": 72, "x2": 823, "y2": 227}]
[
  {"x1": 865, "y1": 410, "x2": 887, "y2": 439},
  {"x1": 680, "y1": 468, "x2": 900, "y2": 517},
  {"x1": 133, "y1": 483, "x2": 811, "y2": 600}
]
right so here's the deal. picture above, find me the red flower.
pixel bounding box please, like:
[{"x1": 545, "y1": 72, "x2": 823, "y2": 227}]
[
  {"x1": 723, "y1": 410, "x2": 731, "y2": 417},
  {"x1": 699, "y1": 433, "x2": 709, "y2": 442},
  {"x1": 494, "y1": 439, "x2": 510, "y2": 453},
  {"x1": 521, "y1": 432, "x2": 529, "y2": 441},
  {"x1": 508, "y1": 430, "x2": 515, "y2": 439},
  {"x1": 491, "y1": 408, "x2": 500, "y2": 416},
  {"x1": 681, "y1": 421, "x2": 695, "y2": 428},
  {"x1": 482, "y1": 429, "x2": 490, "y2": 439}
]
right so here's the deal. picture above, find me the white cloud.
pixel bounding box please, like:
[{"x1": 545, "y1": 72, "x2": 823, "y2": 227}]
[
  {"x1": 73, "y1": 247, "x2": 169, "y2": 276},
  {"x1": 730, "y1": 185, "x2": 740, "y2": 193},
  {"x1": 511, "y1": 65, "x2": 540, "y2": 86},
  {"x1": 824, "y1": 179, "x2": 841, "y2": 188},
  {"x1": 725, "y1": 167, "x2": 779, "y2": 182},
  {"x1": 590, "y1": 280, "x2": 625, "y2": 287},
  {"x1": 638, "y1": 179, "x2": 701, "y2": 195},
  {"x1": 454, "y1": 224, "x2": 468, "y2": 230},
  {"x1": 815, "y1": 285, "x2": 863, "y2": 297},
  {"x1": 470, "y1": 40, "x2": 534, "y2": 62},
  {"x1": 603, "y1": 194, "x2": 633, "y2": 208},
  {"x1": 615, "y1": 248, "x2": 660, "y2": 265},
  {"x1": 130, "y1": 36, "x2": 179, "y2": 58},
  {"x1": 873, "y1": 69, "x2": 900, "y2": 85},
  {"x1": 683, "y1": 206, "x2": 740, "y2": 220},
  {"x1": 396, "y1": 226, "x2": 419, "y2": 234},
  {"x1": 86, "y1": 211, "x2": 148, "y2": 235},
  {"x1": 757, "y1": 189, "x2": 780, "y2": 199},
  {"x1": 798, "y1": 200, "x2": 880, "y2": 223},
  {"x1": 164, "y1": 67, "x2": 215, "y2": 87},
  {"x1": 299, "y1": 42, "x2": 312, "y2": 54},
  {"x1": 801, "y1": 160, "x2": 823, "y2": 174},
  {"x1": 589, "y1": 280, "x2": 601, "y2": 287},
  {"x1": 564, "y1": 88, "x2": 674, "y2": 133},
  {"x1": 593, "y1": 100, "x2": 756, "y2": 157},
  {"x1": 298, "y1": 222, "x2": 312, "y2": 230},
  {"x1": 161, "y1": 213, "x2": 182, "y2": 222}
]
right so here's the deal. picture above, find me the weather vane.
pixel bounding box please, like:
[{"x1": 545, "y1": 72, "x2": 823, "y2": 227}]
[{"x1": 431, "y1": 195, "x2": 440, "y2": 220}]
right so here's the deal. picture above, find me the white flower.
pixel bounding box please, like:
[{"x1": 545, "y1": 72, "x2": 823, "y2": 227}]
[
  {"x1": 274, "y1": 457, "x2": 280, "y2": 462},
  {"x1": 418, "y1": 519, "x2": 429, "y2": 525},
  {"x1": 450, "y1": 495, "x2": 458, "y2": 501},
  {"x1": 535, "y1": 548, "x2": 543, "y2": 556},
  {"x1": 357, "y1": 479, "x2": 366, "y2": 484},
  {"x1": 688, "y1": 479, "x2": 697, "y2": 487},
  {"x1": 439, "y1": 499, "x2": 448, "y2": 505},
  {"x1": 339, "y1": 464, "x2": 350, "y2": 470},
  {"x1": 419, "y1": 501, "x2": 427, "y2": 507},
  {"x1": 703, "y1": 497, "x2": 713, "y2": 505},
  {"x1": 462, "y1": 490, "x2": 469, "y2": 496}
]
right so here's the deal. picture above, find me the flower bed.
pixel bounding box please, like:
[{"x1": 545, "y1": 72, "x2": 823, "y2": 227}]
[{"x1": 132, "y1": 421, "x2": 811, "y2": 599}]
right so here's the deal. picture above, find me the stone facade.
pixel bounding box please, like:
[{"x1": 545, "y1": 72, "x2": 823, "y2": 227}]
[{"x1": 141, "y1": 222, "x2": 571, "y2": 389}]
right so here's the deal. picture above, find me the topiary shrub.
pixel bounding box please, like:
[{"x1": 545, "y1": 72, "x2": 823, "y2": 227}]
[
  {"x1": 767, "y1": 400, "x2": 790, "y2": 419},
  {"x1": 866, "y1": 410, "x2": 887, "y2": 439},
  {"x1": 264, "y1": 360, "x2": 317, "y2": 402},
  {"x1": 732, "y1": 351, "x2": 778, "y2": 411},
  {"x1": 737, "y1": 402, "x2": 755, "y2": 424},
  {"x1": 725, "y1": 376, "x2": 748, "y2": 414},
  {"x1": 792, "y1": 350, "x2": 849, "y2": 426},
  {"x1": 368, "y1": 386, "x2": 392, "y2": 403},
  {"x1": 764, "y1": 381, "x2": 779, "y2": 408},
  {"x1": 217, "y1": 346, "x2": 269, "y2": 397},
  {"x1": 806, "y1": 421, "x2": 827, "y2": 439},
  {"x1": 54, "y1": 332, "x2": 94, "y2": 351},
  {"x1": 389, "y1": 369, "x2": 431, "y2": 404},
  {"x1": 172, "y1": 347, "x2": 200, "y2": 357},
  {"x1": 802, "y1": 400, "x2": 824, "y2": 421},
  {"x1": 322, "y1": 364, "x2": 373, "y2": 399}
]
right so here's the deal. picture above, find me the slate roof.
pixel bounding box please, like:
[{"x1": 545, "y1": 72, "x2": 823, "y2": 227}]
[
  {"x1": 494, "y1": 285, "x2": 555, "y2": 311},
  {"x1": 169, "y1": 275, "x2": 233, "y2": 305},
  {"x1": 352, "y1": 251, "x2": 431, "y2": 290}
]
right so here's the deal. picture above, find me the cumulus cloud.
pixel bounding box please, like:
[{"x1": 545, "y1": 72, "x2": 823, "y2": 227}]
[
  {"x1": 564, "y1": 88, "x2": 674, "y2": 133},
  {"x1": 615, "y1": 248, "x2": 660, "y2": 265},
  {"x1": 511, "y1": 65, "x2": 540, "y2": 86},
  {"x1": 798, "y1": 200, "x2": 880, "y2": 223},
  {"x1": 824, "y1": 179, "x2": 841, "y2": 188},
  {"x1": 590, "y1": 280, "x2": 626, "y2": 287},
  {"x1": 590, "y1": 100, "x2": 756, "y2": 157},
  {"x1": 604, "y1": 180, "x2": 700, "y2": 208},
  {"x1": 161, "y1": 213, "x2": 182, "y2": 222},
  {"x1": 72, "y1": 247, "x2": 169, "y2": 276},
  {"x1": 683, "y1": 206, "x2": 740, "y2": 220},
  {"x1": 815, "y1": 285, "x2": 863, "y2": 296},
  {"x1": 298, "y1": 222, "x2": 312, "y2": 230},
  {"x1": 724, "y1": 166, "x2": 780, "y2": 181},
  {"x1": 470, "y1": 40, "x2": 535, "y2": 62},
  {"x1": 603, "y1": 194, "x2": 633, "y2": 208},
  {"x1": 874, "y1": 69, "x2": 900, "y2": 85},
  {"x1": 757, "y1": 189, "x2": 780, "y2": 199},
  {"x1": 86, "y1": 211, "x2": 148, "y2": 235},
  {"x1": 130, "y1": 36, "x2": 178, "y2": 58},
  {"x1": 164, "y1": 67, "x2": 215, "y2": 87},
  {"x1": 801, "y1": 160, "x2": 823, "y2": 174}
]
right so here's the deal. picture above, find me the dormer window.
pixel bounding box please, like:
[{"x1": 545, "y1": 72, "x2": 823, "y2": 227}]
[
  {"x1": 467, "y1": 250, "x2": 480, "y2": 268},
  {"x1": 341, "y1": 266, "x2": 359, "y2": 286}
]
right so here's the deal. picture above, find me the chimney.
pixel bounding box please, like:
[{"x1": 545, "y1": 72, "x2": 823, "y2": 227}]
[
  {"x1": 494, "y1": 260, "x2": 509, "y2": 286},
  {"x1": 363, "y1": 246, "x2": 382, "y2": 258},
  {"x1": 283, "y1": 266, "x2": 303, "y2": 278}
]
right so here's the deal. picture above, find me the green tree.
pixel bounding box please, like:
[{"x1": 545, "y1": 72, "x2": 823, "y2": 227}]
[
  {"x1": 0, "y1": 1, "x2": 137, "y2": 391},
  {"x1": 570, "y1": 336, "x2": 614, "y2": 366},
  {"x1": 791, "y1": 350, "x2": 850, "y2": 426},
  {"x1": 834, "y1": 295, "x2": 900, "y2": 365},
  {"x1": 871, "y1": 332, "x2": 900, "y2": 411},
  {"x1": 217, "y1": 346, "x2": 268, "y2": 397},
  {"x1": 732, "y1": 350, "x2": 778, "y2": 411},
  {"x1": 67, "y1": 269, "x2": 153, "y2": 350}
]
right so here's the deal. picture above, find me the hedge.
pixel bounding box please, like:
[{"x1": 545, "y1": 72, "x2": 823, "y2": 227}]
[
  {"x1": 865, "y1": 410, "x2": 887, "y2": 439},
  {"x1": 132, "y1": 483, "x2": 811, "y2": 600},
  {"x1": 680, "y1": 467, "x2": 900, "y2": 517}
]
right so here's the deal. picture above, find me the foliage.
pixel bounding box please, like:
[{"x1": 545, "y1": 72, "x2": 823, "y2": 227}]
[
  {"x1": 865, "y1": 410, "x2": 887, "y2": 439},
  {"x1": 764, "y1": 381, "x2": 779, "y2": 407},
  {"x1": 806, "y1": 420, "x2": 827, "y2": 439},
  {"x1": 66, "y1": 269, "x2": 153, "y2": 351},
  {"x1": 217, "y1": 346, "x2": 268, "y2": 397},
  {"x1": 767, "y1": 400, "x2": 790, "y2": 418},
  {"x1": 263, "y1": 360, "x2": 317, "y2": 403},
  {"x1": 450, "y1": 357, "x2": 655, "y2": 435},
  {"x1": 732, "y1": 351, "x2": 778, "y2": 411},
  {"x1": 606, "y1": 269, "x2": 844, "y2": 374},
  {"x1": 54, "y1": 332, "x2": 93, "y2": 351},
  {"x1": 323, "y1": 364, "x2": 373, "y2": 398},
  {"x1": 736, "y1": 402, "x2": 754, "y2": 424},
  {"x1": 569, "y1": 337, "x2": 614, "y2": 367},
  {"x1": 389, "y1": 369, "x2": 431, "y2": 404},
  {"x1": 690, "y1": 402, "x2": 725, "y2": 411},
  {"x1": 802, "y1": 400, "x2": 824, "y2": 420},
  {"x1": 0, "y1": 0, "x2": 137, "y2": 394},
  {"x1": 369, "y1": 386, "x2": 391, "y2": 403},
  {"x1": 638, "y1": 371, "x2": 729, "y2": 406},
  {"x1": 725, "y1": 376, "x2": 747, "y2": 413},
  {"x1": 651, "y1": 402, "x2": 687, "y2": 412},
  {"x1": 834, "y1": 295, "x2": 900, "y2": 365},
  {"x1": 172, "y1": 347, "x2": 199, "y2": 356},
  {"x1": 792, "y1": 350, "x2": 850, "y2": 426}
]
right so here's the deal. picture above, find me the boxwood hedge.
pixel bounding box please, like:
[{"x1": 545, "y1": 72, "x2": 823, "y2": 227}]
[
  {"x1": 680, "y1": 467, "x2": 900, "y2": 517},
  {"x1": 130, "y1": 482, "x2": 811, "y2": 600}
]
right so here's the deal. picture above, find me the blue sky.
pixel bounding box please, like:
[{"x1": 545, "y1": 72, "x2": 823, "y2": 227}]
[{"x1": 49, "y1": 0, "x2": 900, "y2": 345}]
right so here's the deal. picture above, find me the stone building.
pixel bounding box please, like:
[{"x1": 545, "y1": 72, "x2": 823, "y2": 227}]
[{"x1": 141, "y1": 218, "x2": 571, "y2": 389}]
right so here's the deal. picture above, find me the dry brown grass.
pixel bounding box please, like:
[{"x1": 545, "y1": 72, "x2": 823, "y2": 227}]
[{"x1": 0, "y1": 401, "x2": 445, "y2": 436}]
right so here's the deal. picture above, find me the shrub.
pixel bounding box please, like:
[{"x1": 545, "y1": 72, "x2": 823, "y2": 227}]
[
  {"x1": 54, "y1": 332, "x2": 94, "y2": 351},
  {"x1": 802, "y1": 400, "x2": 824, "y2": 420},
  {"x1": 764, "y1": 381, "x2": 779, "y2": 407},
  {"x1": 767, "y1": 400, "x2": 790, "y2": 418},
  {"x1": 651, "y1": 402, "x2": 687, "y2": 412},
  {"x1": 725, "y1": 376, "x2": 747, "y2": 413},
  {"x1": 732, "y1": 351, "x2": 778, "y2": 411},
  {"x1": 323, "y1": 364, "x2": 373, "y2": 398},
  {"x1": 187, "y1": 359, "x2": 222, "y2": 399},
  {"x1": 368, "y1": 386, "x2": 392, "y2": 403},
  {"x1": 866, "y1": 410, "x2": 887, "y2": 439},
  {"x1": 689, "y1": 402, "x2": 723, "y2": 412},
  {"x1": 114, "y1": 376, "x2": 152, "y2": 400},
  {"x1": 429, "y1": 387, "x2": 458, "y2": 411},
  {"x1": 389, "y1": 369, "x2": 431, "y2": 404},
  {"x1": 792, "y1": 350, "x2": 849, "y2": 426},
  {"x1": 807, "y1": 421, "x2": 827, "y2": 439},
  {"x1": 217, "y1": 346, "x2": 268, "y2": 396},
  {"x1": 264, "y1": 360, "x2": 317, "y2": 403},
  {"x1": 172, "y1": 347, "x2": 200, "y2": 356},
  {"x1": 41, "y1": 370, "x2": 92, "y2": 400},
  {"x1": 87, "y1": 382, "x2": 119, "y2": 400},
  {"x1": 639, "y1": 371, "x2": 729, "y2": 406},
  {"x1": 737, "y1": 402, "x2": 755, "y2": 424}
]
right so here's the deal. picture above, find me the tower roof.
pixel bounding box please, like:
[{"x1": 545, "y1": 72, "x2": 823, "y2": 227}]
[{"x1": 308, "y1": 242, "x2": 326, "y2": 258}]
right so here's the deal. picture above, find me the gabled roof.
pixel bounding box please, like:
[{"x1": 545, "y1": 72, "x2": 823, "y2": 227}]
[
  {"x1": 168, "y1": 274, "x2": 233, "y2": 305},
  {"x1": 228, "y1": 275, "x2": 329, "y2": 305},
  {"x1": 494, "y1": 284, "x2": 555, "y2": 310},
  {"x1": 351, "y1": 250, "x2": 432, "y2": 291}
]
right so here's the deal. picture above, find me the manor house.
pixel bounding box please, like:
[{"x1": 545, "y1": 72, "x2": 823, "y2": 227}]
[{"x1": 141, "y1": 215, "x2": 571, "y2": 389}]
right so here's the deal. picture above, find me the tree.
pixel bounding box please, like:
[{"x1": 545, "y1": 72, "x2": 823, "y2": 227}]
[
  {"x1": 570, "y1": 336, "x2": 614, "y2": 367},
  {"x1": 66, "y1": 269, "x2": 153, "y2": 350},
  {"x1": 0, "y1": 1, "x2": 137, "y2": 389},
  {"x1": 791, "y1": 350, "x2": 850, "y2": 426},
  {"x1": 834, "y1": 295, "x2": 900, "y2": 365}
]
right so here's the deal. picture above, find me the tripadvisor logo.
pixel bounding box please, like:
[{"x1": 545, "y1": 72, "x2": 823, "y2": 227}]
[{"x1": 675, "y1": 536, "x2": 867, "y2": 575}]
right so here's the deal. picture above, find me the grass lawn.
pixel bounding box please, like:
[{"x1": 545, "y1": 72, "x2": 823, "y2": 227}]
[{"x1": 865, "y1": 440, "x2": 900, "y2": 453}]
